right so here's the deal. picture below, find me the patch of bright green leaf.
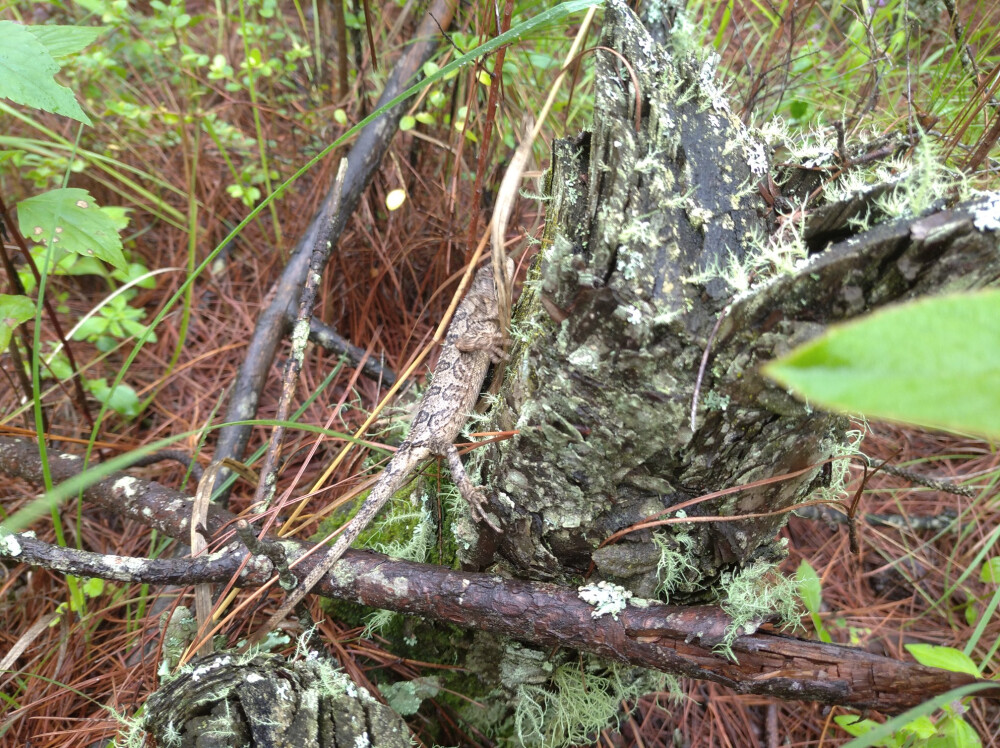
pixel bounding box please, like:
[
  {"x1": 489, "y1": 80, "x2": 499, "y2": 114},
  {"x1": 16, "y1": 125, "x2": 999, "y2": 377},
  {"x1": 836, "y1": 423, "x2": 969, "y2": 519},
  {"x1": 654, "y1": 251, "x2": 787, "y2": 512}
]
[
  {"x1": 965, "y1": 603, "x2": 978, "y2": 627},
  {"x1": 789, "y1": 100, "x2": 809, "y2": 120},
  {"x1": 82, "y1": 577, "x2": 105, "y2": 597},
  {"x1": 905, "y1": 644, "x2": 980, "y2": 677},
  {"x1": 980, "y1": 558, "x2": 1000, "y2": 584},
  {"x1": 85, "y1": 378, "x2": 141, "y2": 419},
  {"x1": 26, "y1": 25, "x2": 105, "y2": 57},
  {"x1": 17, "y1": 188, "x2": 126, "y2": 269},
  {"x1": 795, "y1": 559, "x2": 833, "y2": 643},
  {"x1": 0, "y1": 294, "x2": 36, "y2": 351},
  {"x1": 0, "y1": 21, "x2": 93, "y2": 125},
  {"x1": 796, "y1": 560, "x2": 822, "y2": 612},
  {"x1": 765, "y1": 292, "x2": 1000, "y2": 439}
]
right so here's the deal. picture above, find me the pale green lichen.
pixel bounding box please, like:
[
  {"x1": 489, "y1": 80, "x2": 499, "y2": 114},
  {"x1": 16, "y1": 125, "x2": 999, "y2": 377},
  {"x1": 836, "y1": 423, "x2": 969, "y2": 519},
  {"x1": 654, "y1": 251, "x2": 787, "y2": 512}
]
[
  {"x1": 872, "y1": 133, "x2": 968, "y2": 220},
  {"x1": 718, "y1": 562, "x2": 801, "y2": 658},
  {"x1": 653, "y1": 532, "x2": 701, "y2": 602},
  {"x1": 378, "y1": 676, "x2": 441, "y2": 716},
  {"x1": 512, "y1": 659, "x2": 680, "y2": 748},
  {"x1": 810, "y1": 424, "x2": 867, "y2": 505},
  {"x1": 577, "y1": 581, "x2": 633, "y2": 620}
]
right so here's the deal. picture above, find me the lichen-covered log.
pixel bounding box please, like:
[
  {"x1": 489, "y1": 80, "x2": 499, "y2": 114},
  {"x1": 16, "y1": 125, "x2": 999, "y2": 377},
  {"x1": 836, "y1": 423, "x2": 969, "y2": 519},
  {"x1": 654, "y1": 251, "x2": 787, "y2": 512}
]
[
  {"x1": 478, "y1": 0, "x2": 1000, "y2": 600},
  {"x1": 141, "y1": 653, "x2": 410, "y2": 748}
]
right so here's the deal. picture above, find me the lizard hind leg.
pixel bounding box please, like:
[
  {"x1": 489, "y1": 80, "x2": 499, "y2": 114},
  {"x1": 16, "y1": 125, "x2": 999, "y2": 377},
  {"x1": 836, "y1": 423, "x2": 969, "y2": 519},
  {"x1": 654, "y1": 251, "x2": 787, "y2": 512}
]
[
  {"x1": 442, "y1": 443, "x2": 502, "y2": 532},
  {"x1": 454, "y1": 328, "x2": 506, "y2": 364}
]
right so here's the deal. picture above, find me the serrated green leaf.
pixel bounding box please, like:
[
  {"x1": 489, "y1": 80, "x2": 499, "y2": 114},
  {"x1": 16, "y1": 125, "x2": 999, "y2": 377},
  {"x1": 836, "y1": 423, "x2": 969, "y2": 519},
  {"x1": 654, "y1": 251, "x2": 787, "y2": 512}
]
[
  {"x1": 18, "y1": 188, "x2": 125, "y2": 269},
  {"x1": 765, "y1": 292, "x2": 1000, "y2": 439},
  {"x1": 100, "y1": 205, "x2": 131, "y2": 231},
  {"x1": 26, "y1": 25, "x2": 105, "y2": 57},
  {"x1": 0, "y1": 21, "x2": 92, "y2": 125},
  {"x1": 905, "y1": 644, "x2": 980, "y2": 677},
  {"x1": 0, "y1": 293, "x2": 36, "y2": 351},
  {"x1": 796, "y1": 560, "x2": 822, "y2": 614},
  {"x1": 980, "y1": 558, "x2": 1000, "y2": 584}
]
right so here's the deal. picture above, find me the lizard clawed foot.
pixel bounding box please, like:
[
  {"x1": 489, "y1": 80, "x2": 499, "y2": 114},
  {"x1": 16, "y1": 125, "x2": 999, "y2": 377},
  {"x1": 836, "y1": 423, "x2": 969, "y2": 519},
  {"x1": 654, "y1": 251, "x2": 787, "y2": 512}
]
[
  {"x1": 455, "y1": 331, "x2": 507, "y2": 364},
  {"x1": 443, "y1": 443, "x2": 502, "y2": 533},
  {"x1": 464, "y1": 486, "x2": 502, "y2": 533}
]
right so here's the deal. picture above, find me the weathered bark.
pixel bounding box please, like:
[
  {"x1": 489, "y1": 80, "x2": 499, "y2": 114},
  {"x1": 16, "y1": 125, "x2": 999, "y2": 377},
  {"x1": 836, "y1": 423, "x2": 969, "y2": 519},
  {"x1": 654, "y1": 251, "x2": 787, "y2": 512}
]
[
  {"x1": 143, "y1": 653, "x2": 410, "y2": 748},
  {"x1": 5, "y1": 2, "x2": 1000, "y2": 742},
  {"x1": 478, "y1": 0, "x2": 1000, "y2": 603}
]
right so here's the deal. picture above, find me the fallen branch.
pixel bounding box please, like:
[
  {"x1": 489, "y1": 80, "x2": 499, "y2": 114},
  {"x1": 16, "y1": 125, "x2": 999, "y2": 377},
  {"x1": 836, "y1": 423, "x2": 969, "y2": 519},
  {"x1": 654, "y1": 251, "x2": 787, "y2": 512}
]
[
  {"x1": 1, "y1": 435, "x2": 995, "y2": 714},
  {"x1": 212, "y1": 0, "x2": 459, "y2": 496}
]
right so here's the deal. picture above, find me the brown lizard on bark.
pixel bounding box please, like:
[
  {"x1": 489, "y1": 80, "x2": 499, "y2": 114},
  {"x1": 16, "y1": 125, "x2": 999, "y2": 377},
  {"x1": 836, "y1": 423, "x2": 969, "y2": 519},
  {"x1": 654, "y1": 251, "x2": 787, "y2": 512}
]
[{"x1": 250, "y1": 260, "x2": 513, "y2": 644}]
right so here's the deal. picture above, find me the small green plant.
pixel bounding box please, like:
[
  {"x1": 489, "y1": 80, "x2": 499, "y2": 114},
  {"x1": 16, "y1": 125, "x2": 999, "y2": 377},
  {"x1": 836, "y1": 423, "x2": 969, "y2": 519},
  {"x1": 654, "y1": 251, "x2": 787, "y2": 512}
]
[
  {"x1": 49, "y1": 576, "x2": 107, "y2": 625},
  {"x1": 0, "y1": 20, "x2": 156, "y2": 421},
  {"x1": 836, "y1": 645, "x2": 984, "y2": 747},
  {"x1": 795, "y1": 560, "x2": 834, "y2": 644}
]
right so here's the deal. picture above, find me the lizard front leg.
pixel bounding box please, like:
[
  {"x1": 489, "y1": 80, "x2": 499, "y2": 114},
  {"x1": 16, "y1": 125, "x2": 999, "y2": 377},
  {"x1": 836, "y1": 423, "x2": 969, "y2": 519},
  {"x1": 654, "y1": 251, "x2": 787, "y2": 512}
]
[{"x1": 440, "y1": 442, "x2": 501, "y2": 532}]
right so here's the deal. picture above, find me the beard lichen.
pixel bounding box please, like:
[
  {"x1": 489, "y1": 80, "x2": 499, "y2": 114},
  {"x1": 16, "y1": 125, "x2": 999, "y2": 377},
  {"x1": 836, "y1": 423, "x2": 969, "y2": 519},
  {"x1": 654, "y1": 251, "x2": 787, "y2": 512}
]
[{"x1": 717, "y1": 561, "x2": 802, "y2": 659}]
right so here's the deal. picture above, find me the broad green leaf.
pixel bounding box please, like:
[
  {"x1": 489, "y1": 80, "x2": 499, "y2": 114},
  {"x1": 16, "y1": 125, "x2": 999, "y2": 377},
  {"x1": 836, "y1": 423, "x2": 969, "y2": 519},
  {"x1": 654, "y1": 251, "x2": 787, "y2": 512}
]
[
  {"x1": 925, "y1": 715, "x2": 982, "y2": 748},
  {"x1": 86, "y1": 379, "x2": 141, "y2": 419},
  {"x1": 82, "y1": 577, "x2": 105, "y2": 597},
  {"x1": 765, "y1": 292, "x2": 1000, "y2": 439},
  {"x1": 26, "y1": 25, "x2": 105, "y2": 57},
  {"x1": 980, "y1": 558, "x2": 1000, "y2": 584},
  {"x1": 0, "y1": 21, "x2": 92, "y2": 125},
  {"x1": 18, "y1": 188, "x2": 126, "y2": 269},
  {"x1": 796, "y1": 560, "x2": 822, "y2": 614},
  {"x1": 834, "y1": 716, "x2": 883, "y2": 740},
  {"x1": 0, "y1": 293, "x2": 36, "y2": 351},
  {"x1": 905, "y1": 644, "x2": 980, "y2": 677},
  {"x1": 906, "y1": 715, "x2": 946, "y2": 739}
]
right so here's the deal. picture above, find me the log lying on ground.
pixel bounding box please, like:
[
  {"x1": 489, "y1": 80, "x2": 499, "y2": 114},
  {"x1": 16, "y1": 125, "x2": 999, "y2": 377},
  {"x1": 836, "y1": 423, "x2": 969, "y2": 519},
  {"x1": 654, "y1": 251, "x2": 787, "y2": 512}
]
[{"x1": 2, "y1": 435, "x2": 995, "y2": 714}]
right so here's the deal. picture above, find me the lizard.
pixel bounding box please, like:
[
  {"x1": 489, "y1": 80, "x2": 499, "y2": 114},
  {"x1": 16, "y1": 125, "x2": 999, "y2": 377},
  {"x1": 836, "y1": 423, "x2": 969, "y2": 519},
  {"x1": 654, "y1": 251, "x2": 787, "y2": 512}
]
[{"x1": 249, "y1": 259, "x2": 514, "y2": 644}]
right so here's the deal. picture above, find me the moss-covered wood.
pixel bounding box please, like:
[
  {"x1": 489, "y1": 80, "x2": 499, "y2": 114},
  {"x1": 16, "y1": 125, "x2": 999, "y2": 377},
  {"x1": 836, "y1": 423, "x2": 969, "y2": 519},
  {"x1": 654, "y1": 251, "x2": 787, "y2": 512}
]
[{"x1": 477, "y1": 0, "x2": 1000, "y2": 604}]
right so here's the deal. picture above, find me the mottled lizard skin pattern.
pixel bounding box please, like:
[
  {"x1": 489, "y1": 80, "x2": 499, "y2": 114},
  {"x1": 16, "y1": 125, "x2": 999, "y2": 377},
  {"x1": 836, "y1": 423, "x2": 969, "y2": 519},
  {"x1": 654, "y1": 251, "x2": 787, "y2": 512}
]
[{"x1": 251, "y1": 261, "x2": 512, "y2": 642}]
